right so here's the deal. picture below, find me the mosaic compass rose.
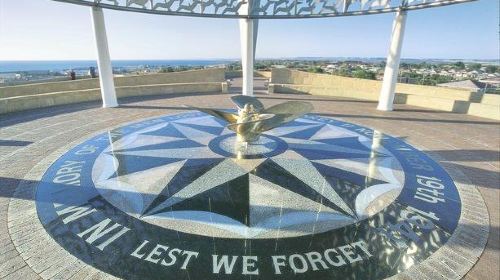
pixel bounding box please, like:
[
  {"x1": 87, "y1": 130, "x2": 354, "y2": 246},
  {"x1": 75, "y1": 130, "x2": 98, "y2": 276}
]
[
  {"x1": 92, "y1": 113, "x2": 404, "y2": 238},
  {"x1": 35, "y1": 111, "x2": 463, "y2": 280}
]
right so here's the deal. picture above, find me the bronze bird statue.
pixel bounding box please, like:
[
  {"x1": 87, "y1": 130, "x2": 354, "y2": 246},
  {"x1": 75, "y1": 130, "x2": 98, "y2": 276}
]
[{"x1": 188, "y1": 95, "x2": 313, "y2": 143}]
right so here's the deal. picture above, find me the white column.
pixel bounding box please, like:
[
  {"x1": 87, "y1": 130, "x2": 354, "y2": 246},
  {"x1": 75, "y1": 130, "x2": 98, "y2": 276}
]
[
  {"x1": 238, "y1": 0, "x2": 258, "y2": 97},
  {"x1": 377, "y1": 10, "x2": 407, "y2": 111},
  {"x1": 253, "y1": 20, "x2": 259, "y2": 61},
  {"x1": 91, "y1": 7, "x2": 118, "y2": 108},
  {"x1": 239, "y1": 18, "x2": 257, "y2": 96}
]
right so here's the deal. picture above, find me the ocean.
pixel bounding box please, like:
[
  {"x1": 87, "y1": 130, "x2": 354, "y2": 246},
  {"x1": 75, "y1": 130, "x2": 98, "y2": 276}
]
[{"x1": 0, "y1": 60, "x2": 236, "y2": 73}]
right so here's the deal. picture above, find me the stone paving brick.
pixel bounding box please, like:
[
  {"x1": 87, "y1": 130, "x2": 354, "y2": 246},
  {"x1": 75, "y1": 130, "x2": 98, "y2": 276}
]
[
  {"x1": 39, "y1": 256, "x2": 80, "y2": 280},
  {"x1": 439, "y1": 256, "x2": 469, "y2": 278},
  {"x1": 429, "y1": 259, "x2": 462, "y2": 279},
  {"x1": 51, "y1": 259, "x2": 89, "y2": 280},
  {"x1": 0, "y1": 242, "x2": 16, "y2": 255},
  {"x1": 27, "y1": 246, "x2": 70, "y2": 274},
  {"x1": 68, "y1": 266, "x2": 101, "y2": 280},
  {"x1": 0, "y1": 245, "x2": 20, "y2": 263},
  {"x1": 439, "y1": 247, "x2": 476, "y2": 266},
  {"x1": 2, "y1": 264, "x2": 40, "y2": 280},
  {"x1": 0, "y1": 255, "x2": 29, "y2": 278},
  {"x1": 415, "y1": 262, "x2": 451, "y2": 279}
]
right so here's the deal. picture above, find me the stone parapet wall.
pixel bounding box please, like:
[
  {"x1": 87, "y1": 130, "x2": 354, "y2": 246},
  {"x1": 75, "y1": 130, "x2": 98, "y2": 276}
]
[
  {"x1": 225, "y1": 71, "x2": 272, "y2": 79},
  {"x1": 270, "y1": 68, "x2": 500, "y2": 120},
  {"x1": 269, "y1": 84, "x2": 380, "y2": 101},
  {"x1": 225, "y1": 70, "x2": 242, "y2": 79},
  {"x1": 0, "y1": 68, "x2": 227, "y2": 115},
  {"x1": 0, "y1": 68, "x2": 226, "y2": 98},
  {"x1": 479, "y1": 94, "x2": 500, "y2": 105},
  {"x1": 1, "y1": 79, "x2": 100, "y2": 98},
  {"x1": 1, "y1": 89, "x2": 102, "y2": 115},
  {"x1": 270, "y1": 68, "x2": 480, "y2": 101},
  {"x1": 115, "y1": 68, "x2": 225, "y2": 86},
  {"x1": 255, "y1": 71, "x2": 272, "y2": 79},
  {"x1": 116, "y1": 82, "x2": 223, "y2": 98},
  {"x1": 0, "y1": 82, "x2": 225, "y2": 115}
]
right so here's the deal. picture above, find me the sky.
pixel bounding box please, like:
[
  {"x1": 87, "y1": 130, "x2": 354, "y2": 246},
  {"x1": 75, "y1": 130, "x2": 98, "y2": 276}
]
[{"x1": 0, "y1": 0, "x2": 498, "y2": 61}]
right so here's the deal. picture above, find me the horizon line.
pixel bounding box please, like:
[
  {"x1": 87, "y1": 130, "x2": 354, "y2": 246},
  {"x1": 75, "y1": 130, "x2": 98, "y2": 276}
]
[{"x1": 1, "y1": 57, "x2": 499, "y2": 62}]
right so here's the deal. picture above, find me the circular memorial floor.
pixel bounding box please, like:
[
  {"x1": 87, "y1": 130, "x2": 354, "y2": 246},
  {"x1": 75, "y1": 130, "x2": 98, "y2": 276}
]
[{"x1": 0, "y1": 91, "x2": 496, "y2": 280}]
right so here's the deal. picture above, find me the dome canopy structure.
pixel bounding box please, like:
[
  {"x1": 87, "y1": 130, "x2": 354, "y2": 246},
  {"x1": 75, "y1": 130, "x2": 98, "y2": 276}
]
[{"x1": 54, "y1": 0, "x2": 473, "y2": 18}]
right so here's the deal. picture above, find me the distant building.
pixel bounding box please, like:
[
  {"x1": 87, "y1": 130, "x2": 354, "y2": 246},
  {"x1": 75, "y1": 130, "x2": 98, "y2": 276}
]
[
  {"x1": 0, "y1": 73, "x2": 19, "y2": 79},
  {"x1": 437, "y1": 79, "x2": 487, "y2": 91},
  {"x1": 437, "y1": 78, "x2": 500, "y2": 91},
  {"x1": 479, "y1": 77, "x2": 500, "y2": 90}
]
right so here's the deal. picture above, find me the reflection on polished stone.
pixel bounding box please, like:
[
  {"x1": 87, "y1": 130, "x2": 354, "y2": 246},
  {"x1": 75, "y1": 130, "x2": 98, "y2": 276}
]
[
  {"x1": 92, "y1": 113, "x2": 401, "y2": 238},
  {"x1": 35, "y1": 111, "x2": 461, "y2": 279}
]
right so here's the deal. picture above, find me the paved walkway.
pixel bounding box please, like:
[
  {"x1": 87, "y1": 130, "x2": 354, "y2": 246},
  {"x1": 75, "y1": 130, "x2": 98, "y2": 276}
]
[{"x1": 0, "y1": 83, "x2": 498, "y2": 279}]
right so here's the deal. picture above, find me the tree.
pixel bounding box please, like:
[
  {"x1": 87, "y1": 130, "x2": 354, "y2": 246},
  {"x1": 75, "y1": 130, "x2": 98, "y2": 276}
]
[
  {"x1": 158, "y1": 66, "x2": 175, "y2": 73},
  {"x1": 417, "y1": 62, "x2": 428, "y2": 69},
  {"x1": 469, "y1": 63, "x2": 482, "y2": 70},
  {"x1": 485, "y1": 65, "x2": 499, "y2": 74},
  {"x1": 352, "y1": 70, "x2": 376, "y2": 80},
  {"x1": 334, "y1": 68, "x2": 351, "y2": 77},
  {"x1": 454, "y1": 61, "x2": 465, "y2": 70},
  {"x1": 255, "y1": 63, "x2": 268, "y2": 70},
  {"x1": 308, "y1": 67, "x2": 324, "y2": 73},
  {"x1": 400, "y1": 62, "x2": 410, "y2": 69}
]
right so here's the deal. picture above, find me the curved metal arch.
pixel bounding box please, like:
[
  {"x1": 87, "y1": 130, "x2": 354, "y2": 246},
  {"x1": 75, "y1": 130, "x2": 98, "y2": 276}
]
[{"x1": 53, "y1": 0, "x2": 476, "y2": 19}]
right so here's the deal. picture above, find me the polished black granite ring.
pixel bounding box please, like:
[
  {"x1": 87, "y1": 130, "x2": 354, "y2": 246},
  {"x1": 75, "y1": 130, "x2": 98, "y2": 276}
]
[{"x1": 35, "y1": 112, "x2": 461, "y2": 279}]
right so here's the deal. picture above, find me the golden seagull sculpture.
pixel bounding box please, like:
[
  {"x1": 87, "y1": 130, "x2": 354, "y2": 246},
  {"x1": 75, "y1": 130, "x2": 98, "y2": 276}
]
[{"x1": 188, "y1": 95, "x2": 313, "y2": 143}]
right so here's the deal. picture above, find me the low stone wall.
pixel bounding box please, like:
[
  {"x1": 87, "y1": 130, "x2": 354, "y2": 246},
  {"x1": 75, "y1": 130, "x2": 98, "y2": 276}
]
[
  {"x1": 225, "y1": 70, "x2": 242, "y2": 79},
  {"x1": 270, "y1": 68, "x2": 480, "y2": 101},
  {"x1": 0, "y1": 68, "x2": 227, "y2": 115},
  {"x1": 1, "y1": 79, "x2": 100, "y2": 98},
  {"x1": 1, "y1": 89, "x2": 101, "y2": 114},
  {"x1": 479, "y1": 94, "x2": 500, "y2": 105},
  {"x1": 224, "y1": 71, "x2": 272, "y2": 79},
  {"x1": 270, "y1": 69, "x2": 499, "y2": 120},
  {"x1": 0, "y1": 82, "x2": 225, "y2": 115},
  {"x1": 0, "y1": 68, "x2": 226, "y2": 98},
  {"x1": 256, "y1": 71, "x2": 272, "y2": 79},
  {"x1": 1, "y1": 76, "x2": 73, "y2": 87},
  {"x1": 117, "y1": 83, "x2": 223, "y2": 98}
]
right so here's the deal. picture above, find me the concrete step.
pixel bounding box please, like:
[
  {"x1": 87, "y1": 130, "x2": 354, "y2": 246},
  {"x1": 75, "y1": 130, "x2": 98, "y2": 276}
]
[
  {"x1": 467, "y1": 103, "x2": 500, "y2": 120},
  {"x1": 395, "y1": 83, "x2": 483, "y2": 102},
  {"x1": 479, "y1": 94, "x2": 500, "y2": 105},
  {"x1": 400, "y1": 94, "x2": 469, "y2": 113},
  {"x1": 402, "y1": 94, "x2": 500, "y2": 120}
]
